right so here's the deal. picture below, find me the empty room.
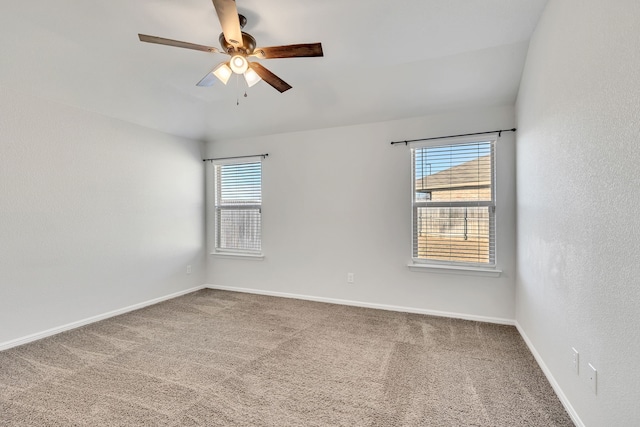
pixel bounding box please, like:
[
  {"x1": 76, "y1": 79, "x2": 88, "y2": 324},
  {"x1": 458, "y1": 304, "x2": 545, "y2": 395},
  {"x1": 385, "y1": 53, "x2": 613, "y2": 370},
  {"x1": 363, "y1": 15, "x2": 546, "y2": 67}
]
[{"x1": 1, "y1": 0, "x2": 638, "y2": 426}]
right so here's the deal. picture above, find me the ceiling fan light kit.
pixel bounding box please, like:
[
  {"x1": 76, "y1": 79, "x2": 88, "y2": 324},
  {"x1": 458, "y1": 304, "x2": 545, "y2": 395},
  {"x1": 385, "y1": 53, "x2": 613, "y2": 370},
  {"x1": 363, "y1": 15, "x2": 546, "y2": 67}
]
[{"x1": 138, "y1": 0, "x2": 323, "y2": 94}]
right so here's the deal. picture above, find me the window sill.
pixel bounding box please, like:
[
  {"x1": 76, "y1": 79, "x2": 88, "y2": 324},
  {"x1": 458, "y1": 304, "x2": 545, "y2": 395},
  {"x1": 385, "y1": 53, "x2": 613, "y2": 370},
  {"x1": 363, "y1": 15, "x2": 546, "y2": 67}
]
[
  {"x1": 210, "y1": 252, "x2": 264, "y2": 260},
  {"x1": 408, "y1": 263, "x2": 502, "y2": 277}
]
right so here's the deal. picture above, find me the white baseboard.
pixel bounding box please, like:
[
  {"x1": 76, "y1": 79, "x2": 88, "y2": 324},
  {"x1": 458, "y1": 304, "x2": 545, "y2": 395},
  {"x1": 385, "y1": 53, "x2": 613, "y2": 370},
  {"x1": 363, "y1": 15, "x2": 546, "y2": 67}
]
[
  {"x1": 0, "y1": 285, "x2": 206, "y2": 352},
  {"x1": 205, "y1": 284, "x2": 515, "y2": 326},
  {"x1": 515, "y1": 322, "x2": 584, "y2": 427}
]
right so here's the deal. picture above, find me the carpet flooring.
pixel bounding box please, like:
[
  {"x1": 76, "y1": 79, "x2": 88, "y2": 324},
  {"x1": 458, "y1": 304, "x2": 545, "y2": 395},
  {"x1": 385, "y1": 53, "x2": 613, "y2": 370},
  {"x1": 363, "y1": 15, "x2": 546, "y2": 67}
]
[{"x1": 0, "y1": 289, "x2": 574, "y2": 426}]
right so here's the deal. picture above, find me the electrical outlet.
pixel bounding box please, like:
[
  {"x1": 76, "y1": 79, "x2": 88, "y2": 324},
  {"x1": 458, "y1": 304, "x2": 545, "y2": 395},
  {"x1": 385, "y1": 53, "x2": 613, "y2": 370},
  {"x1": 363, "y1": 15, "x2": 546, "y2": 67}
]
[
  {"x1": 186, "y1": 265, "x2": 192, "y2": 275},
  {"x1": 347, "y1": 273, "x2": 354, "y2": 284},
  {"x1": 588, "y1": 363, "x2": 597, "y2": 394},
  {"x1": 572, "y1": 348, "x2": 579, "y2": 375}
]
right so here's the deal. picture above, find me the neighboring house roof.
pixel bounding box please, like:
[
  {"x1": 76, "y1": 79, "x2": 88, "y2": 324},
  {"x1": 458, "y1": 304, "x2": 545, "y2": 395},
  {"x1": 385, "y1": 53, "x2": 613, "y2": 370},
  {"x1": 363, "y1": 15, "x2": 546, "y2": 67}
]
[{"x1": 416, "y1": 155, "x2": 491, "y2": 191}]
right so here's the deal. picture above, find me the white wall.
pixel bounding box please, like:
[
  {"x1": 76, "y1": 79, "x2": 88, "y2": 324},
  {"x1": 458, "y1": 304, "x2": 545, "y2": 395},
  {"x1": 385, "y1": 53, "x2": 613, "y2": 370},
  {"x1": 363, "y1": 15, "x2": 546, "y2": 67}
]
[
  {"x1": 516, "y1": 0, "x2": 640, "y2": 425},
  {"x1": 0, "y1": 85, "x2": 206, "y2": 345},
  {"x1": 205, "y1": 105, "x2": 517, "y2": 322}
]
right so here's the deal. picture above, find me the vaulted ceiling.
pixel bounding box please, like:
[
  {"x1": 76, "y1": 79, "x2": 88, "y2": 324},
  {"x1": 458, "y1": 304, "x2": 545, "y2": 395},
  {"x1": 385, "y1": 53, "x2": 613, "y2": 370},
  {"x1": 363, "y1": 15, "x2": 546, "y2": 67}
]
[{"x1": 0, "y1": 0, "x2": 548, "y2": 141}]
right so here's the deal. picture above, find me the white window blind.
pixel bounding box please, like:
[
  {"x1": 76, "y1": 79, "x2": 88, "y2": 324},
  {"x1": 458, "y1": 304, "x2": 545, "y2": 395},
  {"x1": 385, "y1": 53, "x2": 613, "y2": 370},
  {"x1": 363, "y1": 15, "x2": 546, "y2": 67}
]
[
  {"x1": 411, "y1": 138, "x2": 496, "y2": 266},
  {"x1": 214, "y1": 161, "x2": 262, "y2": 253}
]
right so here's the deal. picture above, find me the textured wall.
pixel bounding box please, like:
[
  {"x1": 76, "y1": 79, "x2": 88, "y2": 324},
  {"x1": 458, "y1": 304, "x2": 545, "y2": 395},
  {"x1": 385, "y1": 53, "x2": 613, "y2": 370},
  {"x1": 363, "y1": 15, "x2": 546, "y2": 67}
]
[
  {"x1": 205, "y1": 106, "x2": 517, "y2": 321},
  {"x1": 516, "y1": 0, "x2": 640, "y2": 424},
  {"x1": 0, "y1": 85, "x2": 206, "y2": 344}
]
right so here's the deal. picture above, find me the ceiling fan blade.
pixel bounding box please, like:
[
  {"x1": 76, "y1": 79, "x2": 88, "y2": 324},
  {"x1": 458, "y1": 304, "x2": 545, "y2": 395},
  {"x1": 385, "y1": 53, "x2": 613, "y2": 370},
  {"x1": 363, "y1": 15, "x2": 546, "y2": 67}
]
[
  {"x1": 249, "y1": 62, "x2": 292, "y2": 93},
  {"x1": 252, "y1": 43, "x2": 323, "y2": 59},
  {"x1": 211, "y1": 0, "x2": 243, "y2": 49},
  {"x1": 138, "y1": 34, "x2": 220, "y2": 54},
  {"x1": 196, "y1": 70, "x2": 218, "y2": 87}
]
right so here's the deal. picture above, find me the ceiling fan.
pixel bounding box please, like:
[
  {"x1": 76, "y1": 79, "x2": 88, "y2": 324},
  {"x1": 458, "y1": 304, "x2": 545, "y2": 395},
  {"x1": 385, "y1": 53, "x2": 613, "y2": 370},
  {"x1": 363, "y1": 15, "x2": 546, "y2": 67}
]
[{"x1": 138, "y1": 0, "x2": 323, "y2": 93}]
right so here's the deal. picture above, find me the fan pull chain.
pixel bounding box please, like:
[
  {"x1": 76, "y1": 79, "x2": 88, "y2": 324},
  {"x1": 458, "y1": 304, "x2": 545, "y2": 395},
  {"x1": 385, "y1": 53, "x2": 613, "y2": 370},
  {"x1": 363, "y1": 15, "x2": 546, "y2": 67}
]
[{"x1": 235, "y1": 75, "x2": 249, "y2": 105}]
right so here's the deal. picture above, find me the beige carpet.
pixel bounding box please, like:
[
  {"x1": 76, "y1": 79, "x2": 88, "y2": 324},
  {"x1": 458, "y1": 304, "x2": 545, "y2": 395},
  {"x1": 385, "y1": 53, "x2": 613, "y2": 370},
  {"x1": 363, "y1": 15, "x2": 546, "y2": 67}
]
[{"x1": 0, "y1": 289, "x2": 573, "y2": 426}]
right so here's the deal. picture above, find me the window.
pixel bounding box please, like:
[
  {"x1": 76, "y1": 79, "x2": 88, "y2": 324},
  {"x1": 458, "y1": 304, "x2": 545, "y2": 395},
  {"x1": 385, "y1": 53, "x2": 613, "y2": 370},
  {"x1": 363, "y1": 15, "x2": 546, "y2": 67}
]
[
  {"x1": 214, "y1": 160, "x2": 262, "y2": 254},
  {"x1": 411, "y1": 136, "x2": 496, "y2": 266}
]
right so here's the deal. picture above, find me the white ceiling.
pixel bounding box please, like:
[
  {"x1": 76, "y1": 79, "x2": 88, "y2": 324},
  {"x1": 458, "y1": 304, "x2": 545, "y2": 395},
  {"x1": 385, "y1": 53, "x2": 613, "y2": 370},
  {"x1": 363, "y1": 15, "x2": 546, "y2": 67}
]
[{"x1": 0, "y1": 0, "x2": 548, "y2": 142}]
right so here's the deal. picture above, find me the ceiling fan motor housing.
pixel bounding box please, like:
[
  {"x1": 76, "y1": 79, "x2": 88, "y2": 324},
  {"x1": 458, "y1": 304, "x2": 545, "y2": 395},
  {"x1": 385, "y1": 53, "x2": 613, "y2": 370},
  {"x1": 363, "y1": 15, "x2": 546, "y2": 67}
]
[{"x1": 219, "y1": 31, "x2": 256, "y2": 55}]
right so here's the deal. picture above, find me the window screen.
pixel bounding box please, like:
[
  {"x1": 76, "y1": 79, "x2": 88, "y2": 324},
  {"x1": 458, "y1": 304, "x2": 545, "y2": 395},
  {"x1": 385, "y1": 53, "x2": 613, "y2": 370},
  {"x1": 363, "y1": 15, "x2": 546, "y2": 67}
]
[{"x1": 412, "y1": 138, "x2": 496, "y2": 266}]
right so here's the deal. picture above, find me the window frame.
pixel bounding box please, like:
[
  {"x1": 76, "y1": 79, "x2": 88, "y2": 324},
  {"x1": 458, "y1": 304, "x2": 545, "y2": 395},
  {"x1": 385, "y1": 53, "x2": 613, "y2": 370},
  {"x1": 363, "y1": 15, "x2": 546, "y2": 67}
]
[
  {"x1": 410, "y1": 134, "x2": 498, "y2": 270},
  {"x1": 212, "y1": 157, "x2": 263, "y2": 257}
]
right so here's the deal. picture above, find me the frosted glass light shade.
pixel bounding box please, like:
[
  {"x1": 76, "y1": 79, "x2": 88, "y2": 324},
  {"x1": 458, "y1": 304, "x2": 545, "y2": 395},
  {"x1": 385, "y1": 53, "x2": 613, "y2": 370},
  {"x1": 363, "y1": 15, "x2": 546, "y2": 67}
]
[
  {"x1": 243, "y1": 67, "x2": 262, "y2": 87},
  {"x1": 213, "y1": 63, "x2": 232, "y2": 85},
  {"x1": 229, "y1": 55, "x2": 249, "y2": 74}
]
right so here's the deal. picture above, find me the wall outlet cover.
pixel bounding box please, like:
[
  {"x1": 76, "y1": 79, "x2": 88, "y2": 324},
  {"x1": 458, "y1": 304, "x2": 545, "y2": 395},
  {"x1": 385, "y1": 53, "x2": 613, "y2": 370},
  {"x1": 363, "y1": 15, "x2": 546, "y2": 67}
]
[{"x1": 588, "y1": 363, "x2": 597, "y2": 394}]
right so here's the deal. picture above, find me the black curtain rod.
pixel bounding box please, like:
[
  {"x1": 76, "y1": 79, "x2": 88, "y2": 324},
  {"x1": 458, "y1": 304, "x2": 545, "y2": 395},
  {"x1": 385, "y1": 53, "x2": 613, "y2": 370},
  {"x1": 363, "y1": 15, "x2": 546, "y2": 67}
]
[
  {"x1": 390, "y1": 128, "x2": 516, "y2": 146},
  {"x1": 203, "y1": 153, "x2": 269, "y2": 162}
]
